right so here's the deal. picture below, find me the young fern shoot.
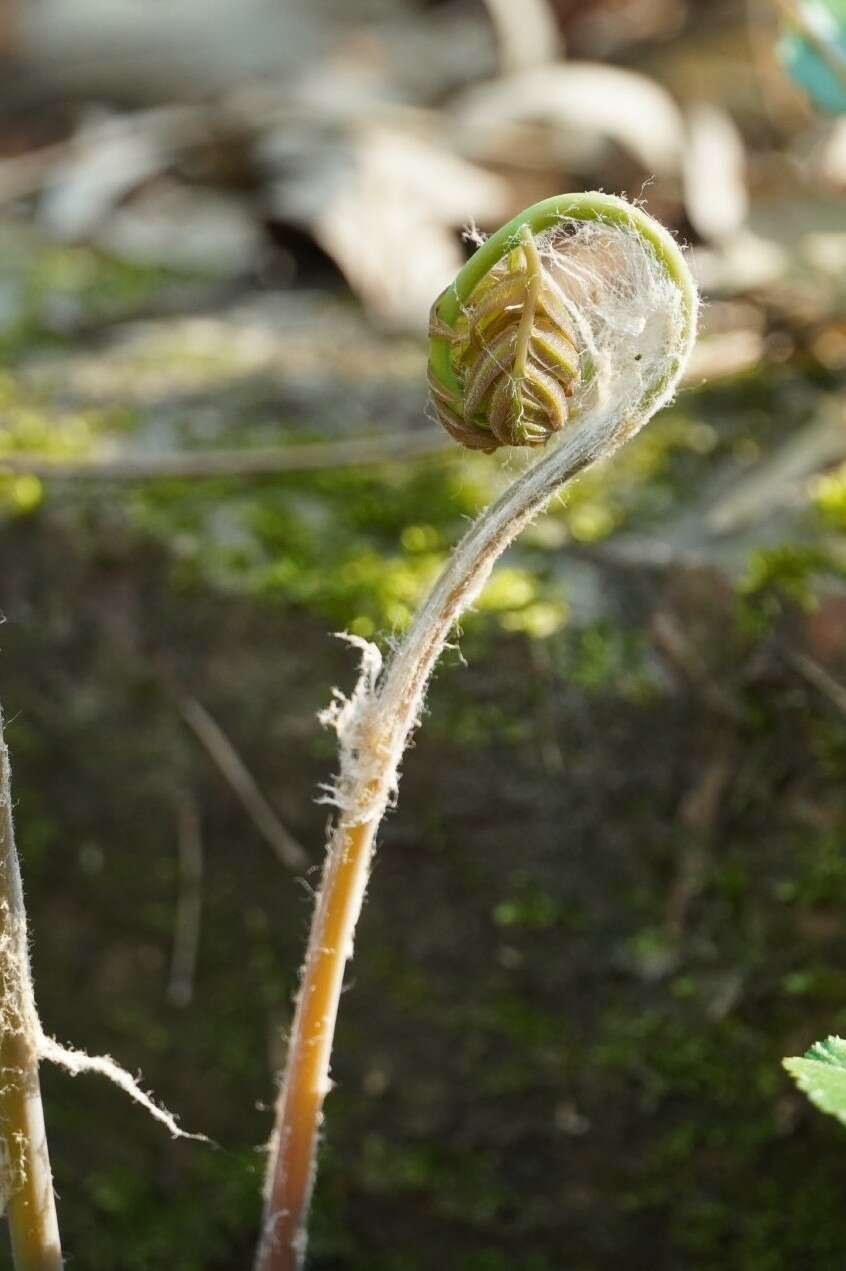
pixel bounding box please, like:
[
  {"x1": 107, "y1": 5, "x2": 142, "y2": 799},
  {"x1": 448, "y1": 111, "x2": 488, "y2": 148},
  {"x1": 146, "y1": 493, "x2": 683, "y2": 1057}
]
[
  {"x1": 0, "y1": 712, "x2": 62, "y2": 1271},
  {"x1": 255, "y1": 192, "x2": 699, "y2": 1271}
]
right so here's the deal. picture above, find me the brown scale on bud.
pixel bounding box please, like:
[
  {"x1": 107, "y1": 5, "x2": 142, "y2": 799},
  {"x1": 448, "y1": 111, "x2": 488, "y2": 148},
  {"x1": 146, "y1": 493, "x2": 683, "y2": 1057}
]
[{"x1": 427, "y1": 225, "x2": 582, "y2": 453}]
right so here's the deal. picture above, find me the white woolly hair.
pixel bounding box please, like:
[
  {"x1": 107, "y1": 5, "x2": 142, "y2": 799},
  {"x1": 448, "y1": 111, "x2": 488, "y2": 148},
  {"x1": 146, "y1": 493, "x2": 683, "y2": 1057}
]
[
  {"x1": 323, "y1": 208, "x2": 697, "y2": 830},
  {"x1": 537, "y1": 216, "x2": 687, "y2": 439}
]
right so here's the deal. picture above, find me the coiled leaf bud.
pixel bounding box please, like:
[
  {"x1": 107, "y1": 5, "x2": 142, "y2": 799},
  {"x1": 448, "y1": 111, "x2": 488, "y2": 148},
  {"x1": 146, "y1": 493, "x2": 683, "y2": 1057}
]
[
  {"x1": 428, "y1": 224, "x2": 581, "y2": 452},
  {"x1": 427, "y1": 193, "x2": 698, "y2": 456}
]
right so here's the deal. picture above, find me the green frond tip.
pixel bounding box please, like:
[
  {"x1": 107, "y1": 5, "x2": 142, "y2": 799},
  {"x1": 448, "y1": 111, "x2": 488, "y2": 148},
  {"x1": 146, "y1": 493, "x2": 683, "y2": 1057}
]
[
  {"x1": 784, "y1": 1035, "x2": 846, "y2": 1128},
  {"x1": 426, "y1": 191, "x2": 698, "y2": 454}
]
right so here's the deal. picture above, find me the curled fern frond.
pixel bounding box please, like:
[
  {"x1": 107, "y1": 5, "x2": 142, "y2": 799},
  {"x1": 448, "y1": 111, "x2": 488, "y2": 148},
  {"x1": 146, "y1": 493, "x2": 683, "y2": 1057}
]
[
  {"x1": 428, "y1": 224, "x2": 581, "y2": 452},
  {"x1": 257, "y1": 191, "x2": 699, "y2": 1271},
  {"x1": 427, "y1": 193, "x2": 698, "y2": 455}
]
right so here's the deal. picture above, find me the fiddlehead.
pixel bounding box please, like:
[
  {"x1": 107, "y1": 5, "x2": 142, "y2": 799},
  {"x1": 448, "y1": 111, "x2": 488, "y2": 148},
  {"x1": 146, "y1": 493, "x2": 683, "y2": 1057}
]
[
  {"x1": 256, "y1": 192, "x2": 698, "y2": 1271},
  {"x1": 428, "y1": 223, "x2": 581, "y2": 450},
  {"x1": 427, "y1": 192, "x2": 697, "y2": 455}
]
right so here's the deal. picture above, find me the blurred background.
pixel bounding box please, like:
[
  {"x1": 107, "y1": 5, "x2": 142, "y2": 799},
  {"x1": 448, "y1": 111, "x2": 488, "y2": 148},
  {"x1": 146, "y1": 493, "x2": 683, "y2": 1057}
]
[{"x1": 1, "y1": 0, "x2": 845, "y2": 1267}]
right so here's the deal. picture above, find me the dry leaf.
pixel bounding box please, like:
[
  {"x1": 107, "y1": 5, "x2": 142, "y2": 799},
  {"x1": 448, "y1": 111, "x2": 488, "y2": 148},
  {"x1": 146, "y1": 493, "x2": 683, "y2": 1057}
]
[
  {"x1": 302, "y1": 127, "x2": 508, "y2": 331},
  {"x1": 38, "y1": 111, "x2": 169, "y2": 240},
  {"x1": 481, "y1": 0, "x2": 560, "y2": 73},
  {"x1": 454, "y1": 62, "x2": 685, "y2": 175},
  {"x1": 683, "y1": 102, "x2": 748, "y2": 244}
]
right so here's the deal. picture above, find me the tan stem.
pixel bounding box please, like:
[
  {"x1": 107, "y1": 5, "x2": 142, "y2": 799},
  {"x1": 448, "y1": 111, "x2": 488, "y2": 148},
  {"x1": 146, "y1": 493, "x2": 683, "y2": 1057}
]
[
  {"x1": 256, "y1": 816, "x2": 377, "y2": 1271},
  {"x1": 0, "y1": 717, "x2": 62, "y2": 1271},
  {"x1": 256, "y1": 439, "x2": 594, "y2": 1271},
  {"x1": 256, "y1": 198, "x2": 698, "y2": 1271}
]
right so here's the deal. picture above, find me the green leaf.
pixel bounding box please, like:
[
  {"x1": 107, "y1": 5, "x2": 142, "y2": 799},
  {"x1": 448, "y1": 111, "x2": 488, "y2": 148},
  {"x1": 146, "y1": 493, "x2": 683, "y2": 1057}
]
[{"x1": 784, "y1": 1036, "x2": 846, "y2": 1127}]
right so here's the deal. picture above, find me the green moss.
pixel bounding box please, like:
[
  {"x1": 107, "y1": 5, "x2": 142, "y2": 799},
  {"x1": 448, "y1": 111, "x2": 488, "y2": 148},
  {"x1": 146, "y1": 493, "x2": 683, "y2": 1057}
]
[
  {"x1": 789, "y1": 825, "x2": 846, "y2": 906},
  {"x1": 73, "y1": 1150, "x2": 260, "y2": 1271},
  {"x1": 811, "y1": 461, "x2": 846, "y2": 530},
  {"x1": 556, "y1": 622, "x2": 654, "y2": 697},
  {"x1": 0, "y1": 229, "x2": 201, "y2": 360},
  {"x1": 470, "y1": 993, "x2": 566, "y2": 1051},
  {"x1": 131, "y1": 459, "x2": 481, "y2": 631},
  {"x1": 492, "y1": 875, "x2": 563, "y2": 932},
  {"x1": 739, "y1": 543, "x2": 839, "y2": 618}
]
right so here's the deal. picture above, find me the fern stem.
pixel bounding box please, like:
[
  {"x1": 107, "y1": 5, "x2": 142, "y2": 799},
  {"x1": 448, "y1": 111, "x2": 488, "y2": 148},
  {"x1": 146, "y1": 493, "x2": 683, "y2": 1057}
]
[
  {"x1": 255, "y1": 192, "x2": 698, "y2": 1271},
  {"x1": 0, "y1": 715, "x2": 62, "y2": 1271},
  {"x1": 256, "y1": 816, "x2": 377, "y2": 1271}
]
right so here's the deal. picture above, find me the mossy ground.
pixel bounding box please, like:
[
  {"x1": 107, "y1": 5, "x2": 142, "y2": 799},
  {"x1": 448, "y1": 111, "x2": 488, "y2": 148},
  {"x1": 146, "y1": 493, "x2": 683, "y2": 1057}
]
[{"x1": 1, "y1": 242, "x2": 845, "y2": 1269}]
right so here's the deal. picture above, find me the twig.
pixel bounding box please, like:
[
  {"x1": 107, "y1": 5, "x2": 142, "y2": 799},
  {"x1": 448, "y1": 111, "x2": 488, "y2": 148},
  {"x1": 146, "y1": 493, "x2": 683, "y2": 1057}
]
[
  {"x1": 0, "y1": 428, "x2": 450, "y2": 482},
  {"x1": 0, "y1": 335, "x2": 753, "y2": 488},
  {"x1": 650, "y1": 610, "x2": 742, "y2": 722},
  {"x1": 666, "y1": 752, "x2": 732, "y2": 938},
  {"x1": 0, "y1": 712, "x2": 62, "y2": 1271},
  {"x1": 787, "y1": 648, "x2": 846, "y2": 717},
  {"x1": 705, "y1": 400, "x2": 846, "y2": 536},
  {"x1": 178, "y1": 695, "x2": 308, "y2": 871},
  {"x1": 167, "y1": 795, "x2": 204, "y2": 1008}
]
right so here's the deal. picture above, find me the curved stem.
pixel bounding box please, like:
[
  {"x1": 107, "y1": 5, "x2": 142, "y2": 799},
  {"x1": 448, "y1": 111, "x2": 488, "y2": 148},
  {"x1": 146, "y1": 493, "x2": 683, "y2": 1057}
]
[
  {"x1": 255, "y1": 195, "x2": 698, "y2": 1271},
  {"x1": 0, "y1": 716, "x2": 62, "y2": 1271},
  {"x1": 255, "y1": 441, "x2": 589, "y2": 1271}
]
